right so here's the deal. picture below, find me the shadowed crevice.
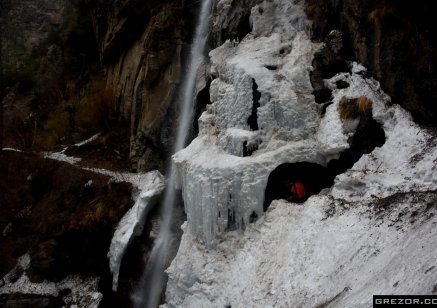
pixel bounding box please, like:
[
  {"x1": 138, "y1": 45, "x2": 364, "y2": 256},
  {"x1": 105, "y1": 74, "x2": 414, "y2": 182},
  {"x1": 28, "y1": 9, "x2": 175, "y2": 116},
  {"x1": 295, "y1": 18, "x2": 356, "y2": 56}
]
[{"x1": 247, "y1": 79, "x2": 261, "y2": 131}]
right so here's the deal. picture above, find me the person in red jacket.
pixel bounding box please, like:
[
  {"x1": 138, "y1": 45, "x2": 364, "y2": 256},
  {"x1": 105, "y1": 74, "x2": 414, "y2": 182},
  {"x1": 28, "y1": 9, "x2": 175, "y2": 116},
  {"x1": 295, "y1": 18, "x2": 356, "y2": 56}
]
[{"x1": 286, "y1": 181, "x2": 306, "y2": 203}]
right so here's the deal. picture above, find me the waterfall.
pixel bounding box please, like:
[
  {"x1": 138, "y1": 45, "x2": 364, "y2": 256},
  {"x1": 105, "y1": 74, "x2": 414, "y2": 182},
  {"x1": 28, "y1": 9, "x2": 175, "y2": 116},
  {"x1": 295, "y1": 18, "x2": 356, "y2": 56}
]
[{"x1": 132, "y1": 0, "x2": 214, "y2": 307}]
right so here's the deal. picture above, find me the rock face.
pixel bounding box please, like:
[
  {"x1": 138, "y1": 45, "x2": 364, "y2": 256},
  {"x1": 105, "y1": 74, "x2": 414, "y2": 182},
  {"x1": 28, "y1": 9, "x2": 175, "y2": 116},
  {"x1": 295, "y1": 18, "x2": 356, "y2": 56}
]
[
  {"x1": 0, "y1": 0, "x2": 101, "y2": 151},
  {"x1": 0, "y1": 0, "x2": 68, "y2": 68},
  {"x1": 87, "y1": 0, "x2": 200, "y2": 172},
  {"x1": 210, "y1": 0, "x2": 258, "y2": 47},
  {"x1": 305, "y1": 0, "x2": 437, "y2": 126},
  {"x1": 1, "y1": 0, "x2": 200, "y2": 172}
]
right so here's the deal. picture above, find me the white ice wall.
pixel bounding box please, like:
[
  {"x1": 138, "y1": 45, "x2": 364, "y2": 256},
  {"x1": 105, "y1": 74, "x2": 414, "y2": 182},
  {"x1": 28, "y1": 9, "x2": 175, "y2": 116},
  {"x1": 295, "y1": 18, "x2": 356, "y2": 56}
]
[{"x1": 174, "y1": 0, "x2": 348, "y2": 244}]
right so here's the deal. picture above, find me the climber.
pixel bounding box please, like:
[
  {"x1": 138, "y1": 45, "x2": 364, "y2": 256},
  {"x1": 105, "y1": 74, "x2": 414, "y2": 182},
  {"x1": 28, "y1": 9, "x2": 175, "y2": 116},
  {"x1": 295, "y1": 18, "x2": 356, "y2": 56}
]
[{"x1": 286, "y1": 181, "x2": 306, "y2": 203}]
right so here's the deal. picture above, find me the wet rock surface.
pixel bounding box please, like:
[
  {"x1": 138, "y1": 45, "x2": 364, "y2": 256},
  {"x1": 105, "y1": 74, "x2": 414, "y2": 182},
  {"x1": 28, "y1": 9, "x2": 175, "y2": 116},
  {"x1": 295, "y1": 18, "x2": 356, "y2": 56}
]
[{"x1": 306, "y1": 0, "x2": 437, "y2": 126}]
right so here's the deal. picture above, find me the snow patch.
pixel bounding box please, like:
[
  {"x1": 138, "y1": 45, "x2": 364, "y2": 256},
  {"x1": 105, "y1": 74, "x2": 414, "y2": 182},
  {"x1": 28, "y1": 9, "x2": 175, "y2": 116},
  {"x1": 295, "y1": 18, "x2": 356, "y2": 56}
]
[
  {"x1": 44, "y1": 151, "x2": 82, "y2": 164},
  {"x1": 1, "y1": 147, "x2": 23, "y2": 152},
  {"x1": 73, "y1": 133, "x2": 101, "y2": 147}
]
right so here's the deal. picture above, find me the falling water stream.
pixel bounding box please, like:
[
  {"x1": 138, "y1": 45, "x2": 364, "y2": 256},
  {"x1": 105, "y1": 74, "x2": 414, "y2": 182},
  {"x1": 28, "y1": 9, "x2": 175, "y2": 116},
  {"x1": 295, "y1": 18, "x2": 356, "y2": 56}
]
[{"x1": 132, "y1": 0, "x2": 214, "y2": 307}]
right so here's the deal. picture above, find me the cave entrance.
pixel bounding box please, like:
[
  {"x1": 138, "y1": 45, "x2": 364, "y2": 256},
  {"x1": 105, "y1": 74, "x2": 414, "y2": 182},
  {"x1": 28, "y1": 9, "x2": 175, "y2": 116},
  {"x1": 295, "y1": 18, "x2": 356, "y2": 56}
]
[
  {"x1": 263, "y1": 115, "x2": 386, "y2": 211},
  {"x1": 263, "y1": 162, "x2": 333, "y2": 210}
]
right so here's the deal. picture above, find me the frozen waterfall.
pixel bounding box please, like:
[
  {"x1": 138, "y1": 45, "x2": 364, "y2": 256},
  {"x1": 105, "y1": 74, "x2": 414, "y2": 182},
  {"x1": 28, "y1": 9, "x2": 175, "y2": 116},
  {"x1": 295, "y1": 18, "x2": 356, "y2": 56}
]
[{"x1": 131, "y1": 0, "x2": 214, "y2": 307}]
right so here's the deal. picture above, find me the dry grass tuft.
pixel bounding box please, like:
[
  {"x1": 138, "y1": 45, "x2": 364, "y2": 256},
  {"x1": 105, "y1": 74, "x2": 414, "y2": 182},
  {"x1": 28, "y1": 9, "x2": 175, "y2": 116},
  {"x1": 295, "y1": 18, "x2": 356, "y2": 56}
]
[
  {"x1": 357, "y1": 96, "x2": 373, "y2": 115},
  {"x1": 339, "y1": 96, "x2": 373, "y2": 121},
  {"x1": 339, "y1": 97, "x2": 359, "y2": 120}
]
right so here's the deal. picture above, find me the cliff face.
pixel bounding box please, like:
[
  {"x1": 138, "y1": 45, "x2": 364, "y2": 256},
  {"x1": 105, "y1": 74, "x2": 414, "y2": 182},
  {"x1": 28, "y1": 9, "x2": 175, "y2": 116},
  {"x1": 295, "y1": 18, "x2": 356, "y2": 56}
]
[
  {"x1": 0, "y1": 0, "x2": 100, "y2": 151},
  {"x1": 305, "y1": 0, "x2": 437, "y2": 126},
  {"x1": 0, "y1": 0, "x2": 198, "y2": 306},
  {"x1": 86, "y1": 0, "x2": 199, "y2": 172},
  {"x1": 1, "y1": 0, "x2": 199, "y2": 172}
]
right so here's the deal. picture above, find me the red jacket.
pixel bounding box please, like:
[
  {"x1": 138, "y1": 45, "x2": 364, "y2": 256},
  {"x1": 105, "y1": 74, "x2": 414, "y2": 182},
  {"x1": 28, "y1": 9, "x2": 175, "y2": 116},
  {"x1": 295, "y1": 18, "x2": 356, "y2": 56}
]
[{"x1": 291, "y1": 181, "x2": 306, "y2": 201}]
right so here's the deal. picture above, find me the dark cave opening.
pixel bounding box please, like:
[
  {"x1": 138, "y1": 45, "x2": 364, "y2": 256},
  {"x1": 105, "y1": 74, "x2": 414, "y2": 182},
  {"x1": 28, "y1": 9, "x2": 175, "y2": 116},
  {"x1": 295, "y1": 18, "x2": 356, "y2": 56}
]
[
  {"x1": 193, "y1": 78, "x2": 212, "y2": 138},
  {"x1": 310, "y1": 47, "x2": 350, "y2": 105},
  {"x1": 327, "y1": 115, "x2": 386, "y2": 176},
  {"x1": 313, "y1": 88, "x2": 333, "y2": 104},
  {"x1": 265, "y1": 65, "x2": 278, "y2": 71},
  {"x1": 220, "y1": 12, "x2": 252, "y2": 44},
  {"x1": 263, "y1": 162, "x2": 332, "y2": 211},
  {"x1": 247, "y1": 79, "x2": 261, "y2": 131},
  {"x1": 263, "y1": 115, "x2": 386, "y2": 211},
  {"x1": 236, "y1": 12, "x2": 252, "y2": 42},
  {"x1": 243, "y1": 139, "x2": 261, "y2": 157}
]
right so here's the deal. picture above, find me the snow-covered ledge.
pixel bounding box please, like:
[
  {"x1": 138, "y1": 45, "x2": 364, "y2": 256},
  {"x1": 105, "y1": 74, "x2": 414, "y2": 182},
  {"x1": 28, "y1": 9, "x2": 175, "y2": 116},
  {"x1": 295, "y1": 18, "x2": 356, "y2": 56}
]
[{"x1": 108, "y1": 170, "x2": 165, "y2": 291}]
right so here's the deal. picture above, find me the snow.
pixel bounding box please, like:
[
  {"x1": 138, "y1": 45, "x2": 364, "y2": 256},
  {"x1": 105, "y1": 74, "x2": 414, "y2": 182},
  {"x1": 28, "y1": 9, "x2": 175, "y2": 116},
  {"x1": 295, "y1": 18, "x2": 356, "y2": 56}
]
[
  {"x1": 7, "y1": 132, "x2": 97, "y2": 160},
  {"x1": 2, "y1": 223, "x2": 12, "y2": 237},
  {"x1": 108, "y1": 170, "x2": 165, "y2": 291},
  {"x1": 73, "y1": 133, "x2": 101, "y2": 147},
  {"x1": 1, "y1": 147, "x2": 23, "y2": 152},
  {"x1": 165, "y1": 195, "x2": 437, "y2": 307},
  {"x1": 0, "y1": 255, "x2": 102, "y2": 308},
  {"x1": 165, "y1": 0, "x2": 437, "y2": 306},
  {"x1": 42, "y1": 147, "x2": 160, "y2": 191},
  {"x1": 44, "y1": 150, "x2": 82, "y2": 164},
  {"x1": 41, "y1": 132, "x2": 101, "y2": 164}
]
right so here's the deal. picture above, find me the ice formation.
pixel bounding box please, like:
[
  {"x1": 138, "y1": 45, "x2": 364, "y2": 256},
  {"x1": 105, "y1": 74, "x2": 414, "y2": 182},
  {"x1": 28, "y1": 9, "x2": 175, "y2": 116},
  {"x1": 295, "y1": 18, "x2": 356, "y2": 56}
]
[
  {"x1": 173, "y1": 0, "x2": 326, "y2": 245},
  {"x1": 165, "y1": 0, "x2": 437, "y2": 306},
  {"x1": 108, "y1": 170, "x2": 165, "y2": 291},
  {"x1": 166, "y1": 61, "x2": 437, "y2": 306}
]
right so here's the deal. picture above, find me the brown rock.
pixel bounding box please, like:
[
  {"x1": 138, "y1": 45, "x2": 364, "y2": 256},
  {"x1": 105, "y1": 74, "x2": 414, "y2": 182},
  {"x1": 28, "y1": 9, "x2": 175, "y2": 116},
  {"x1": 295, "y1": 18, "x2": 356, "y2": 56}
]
[{"x1": 305, "y1": 0, "x2": 437, "y2": 126}]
